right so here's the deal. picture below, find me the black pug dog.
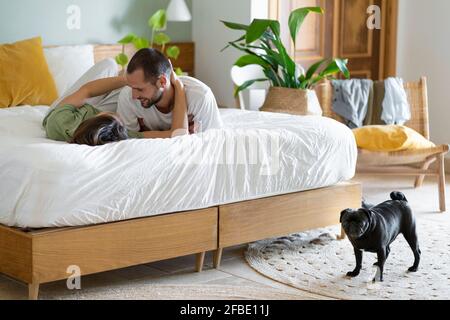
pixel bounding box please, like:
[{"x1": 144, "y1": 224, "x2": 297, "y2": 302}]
[{"x1": 340, "y1": 192, "x2": 421, "y2": 282}]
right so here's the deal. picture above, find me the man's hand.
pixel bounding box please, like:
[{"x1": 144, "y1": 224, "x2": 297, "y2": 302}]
[
  {"x1": 138, "y1": 118, "x2": 150, "y2": 132},
  {"x1": 169, "y1": 60, "x2": 184, "y2": 89}
]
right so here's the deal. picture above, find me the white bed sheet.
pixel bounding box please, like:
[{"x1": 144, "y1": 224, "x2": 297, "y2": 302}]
[{"x1": 0, "y1": 106, "x2": 357, "y2": 228}]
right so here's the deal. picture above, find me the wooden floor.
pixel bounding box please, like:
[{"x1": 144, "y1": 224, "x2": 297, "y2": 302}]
[{"x1": 1, "y1": 174, "x2": 448, "y2": 300}]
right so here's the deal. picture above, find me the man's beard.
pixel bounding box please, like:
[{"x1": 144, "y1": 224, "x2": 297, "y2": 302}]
[{"x1": 140, "y1": 88, "x2": 164, "y2": 109}]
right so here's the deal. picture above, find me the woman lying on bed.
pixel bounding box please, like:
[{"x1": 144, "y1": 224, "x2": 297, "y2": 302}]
[{"x1": 42, "y1": 64, "x2": 188, "y2": 146}]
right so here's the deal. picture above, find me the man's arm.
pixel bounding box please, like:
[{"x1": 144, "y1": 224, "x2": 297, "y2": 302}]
[{"x1": 57, "y1": 76, "x2": 127, "y2": 108}]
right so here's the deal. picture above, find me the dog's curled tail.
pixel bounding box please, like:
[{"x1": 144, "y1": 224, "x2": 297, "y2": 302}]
[{"x1": 390, "y1": 191, "x2": 408, "y2": 202}]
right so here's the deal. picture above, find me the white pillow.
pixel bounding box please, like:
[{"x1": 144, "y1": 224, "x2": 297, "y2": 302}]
[{"x1": 44, "y1": 45, "x2": 95, "y2": 97}]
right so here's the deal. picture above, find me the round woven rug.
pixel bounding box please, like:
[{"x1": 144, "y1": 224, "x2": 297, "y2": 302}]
[{"x1": 245, "y1": 219, "x2": 450, "y2": 300}]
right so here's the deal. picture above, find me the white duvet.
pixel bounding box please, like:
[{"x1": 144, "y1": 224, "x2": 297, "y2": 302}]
[{"x1": 0, "y1": 106, "x2": 357, "y2": 228}]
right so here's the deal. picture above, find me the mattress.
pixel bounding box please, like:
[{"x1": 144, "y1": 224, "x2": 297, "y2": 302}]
[{"x1": 0, "y1": 106, "x2": 357, "y2": 228}]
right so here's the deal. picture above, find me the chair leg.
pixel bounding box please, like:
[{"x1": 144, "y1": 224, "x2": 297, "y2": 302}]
[
  {"x1": 195, "y1": 252, "x2": 206, "y2": 272},
  {"x1": 415, "y1": 159, "x2": 434, "y2": 188},
  {"x1": 28, "y1": 283, "x2": 39, "y2": 300},
  {"x1": 213, "y1": 248, "x2": 223, "y2": 269},
  {"x1": 437, "y1": 154, "x2": 446, "y2": 213}
]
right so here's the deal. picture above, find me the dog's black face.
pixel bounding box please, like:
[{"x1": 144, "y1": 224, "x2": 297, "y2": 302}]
[{"x1": 340, "y1": 209, "x2": 372, "y2": 239}]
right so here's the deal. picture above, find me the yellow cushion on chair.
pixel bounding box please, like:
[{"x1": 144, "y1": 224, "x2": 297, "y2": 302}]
[
  {"x1": 0, "y1": 37, "x2": 58, "y2": 108},
  {"x1": 353, "y1": 125, "x2": 436, "y2": 152}
]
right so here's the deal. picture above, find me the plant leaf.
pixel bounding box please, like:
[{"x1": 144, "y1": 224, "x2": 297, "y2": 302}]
[
  {"x1": 115, "y1": 53, "x2": 129, "y2": 67},
  {"x1": 149, "y1": 9, "x2": 167, "y2": 31},
  {"x1": 270, "y1": 36, "x2": 296, "y2": 86},
  {"x1": 335, "y1": 58, "x2": 350, "y2": 78},
  {"x1": 166, "y1": 46, "x2": 180, "y2": 60},
  {"x1": 288, "y1": 7, "x2": 323, "y2": 45},
  {"x1": 118, "y1": 33, "x2": 138, "y2": 44},
  {"x1": 264, "y1": 69, "x2": 283, "y2": 87},
  {"x1": 133, "y1": 37, "x2": 150, "y2": 50},
  {"x1": 175, "y1": 67, "x2": 183, "y2": 76},
  {"x1": 221, "y1": 35, "x2": 246, "y2": 52},
  {"x1": 234, "y1": 55, "x2": 269, "y2": 68},
  {"x1": 154, "y1": 33, "x2": 171, "y2": 46},
  {"x1": 234, "y1": 78, "x2": 268, "y2": 97},
  {"x1": 246, "y1": 19, "x2": 280, "y2": 44},
  {"x1": 305, "y1": 59, "x2": 327, "y2": 80},
  {"x1": 221, "y1": 20, "x2": 249, "y2": 31},
  {"x1": 320, "y1": 58, "x2": 350, "y2": 78}
]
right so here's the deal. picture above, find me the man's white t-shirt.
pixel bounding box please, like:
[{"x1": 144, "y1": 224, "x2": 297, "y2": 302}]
[{"x1": 117, "y1": 76, "x2": 223, "y2": 132}]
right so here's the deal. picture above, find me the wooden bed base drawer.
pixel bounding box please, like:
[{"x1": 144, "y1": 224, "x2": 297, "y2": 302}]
[
  {"x1": 219, "y1": 182, "x2": 361, "y2": 248},
  {"x1": 0, "y1": 208, "x2": 218, "y2": 286}
]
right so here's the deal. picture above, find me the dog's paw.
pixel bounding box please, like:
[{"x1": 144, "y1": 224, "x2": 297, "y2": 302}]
[
  {"x1": 408, "y1": 266, "x2": 419, "y2": 272},
  {"x1": 346, "y1": 271, "x2": 360, "y2": 278},
  {"x1": 372, "y1": 277, "x2": 384, "y2": 283}
]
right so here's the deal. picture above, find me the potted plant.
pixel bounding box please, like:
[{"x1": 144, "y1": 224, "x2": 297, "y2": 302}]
[
  {"x1": 222, "y1": 6, "x2": 350, "y2": 115},
  {"x1": 115, "y1": 9, "x2": 183, "y2": 75}
]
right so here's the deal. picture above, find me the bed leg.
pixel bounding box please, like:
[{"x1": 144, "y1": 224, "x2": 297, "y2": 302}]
[
  {"x1": 337, "y1": 226, "x2": 347, "y2": 240},
  {"x1": 196, "y1": 252, "x2": 206, "y2": 272},
  {"x1": 213, "y1": 248, "x2": 223, "y2": 269},
  {"x1": 28, "y1": 283, "x2": 40, "y2": 300}
]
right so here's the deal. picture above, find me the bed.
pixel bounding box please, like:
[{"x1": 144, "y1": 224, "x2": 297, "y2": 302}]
[{"x1": 0, "y1": 45, "x2": 361, "y2": 299}]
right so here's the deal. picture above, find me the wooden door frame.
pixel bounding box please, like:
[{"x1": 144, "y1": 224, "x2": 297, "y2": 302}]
[{"x1": 268, "y1": 0, "x2": 398, "y2": 78}]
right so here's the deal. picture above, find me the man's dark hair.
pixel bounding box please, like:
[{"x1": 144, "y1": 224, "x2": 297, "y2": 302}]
[{"x1": 127, "y1": 48, "x2": 171, "y2": 84}]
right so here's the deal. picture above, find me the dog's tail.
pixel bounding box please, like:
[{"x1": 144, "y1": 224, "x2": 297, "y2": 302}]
[{"x1": 390, "y1": 191, "x2": 408, "y2": 202}]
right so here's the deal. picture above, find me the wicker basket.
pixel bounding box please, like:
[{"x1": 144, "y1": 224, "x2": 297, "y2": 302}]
[{"x1": 260, "y1": 87, "x2": 323, "y2": 116}]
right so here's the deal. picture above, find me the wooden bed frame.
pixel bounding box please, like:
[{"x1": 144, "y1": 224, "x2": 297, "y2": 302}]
[
  {"x1": 0, "y1": 182, "x2": 360, "y2": 300},
  {"x1": 0, "y1": 45, "x2": 361, "y2": 299}
]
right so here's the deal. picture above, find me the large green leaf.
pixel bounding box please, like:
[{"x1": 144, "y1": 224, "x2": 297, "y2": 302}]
[
  {"x1": 246, "y1": 19, "x2": 280, "y2": 44},
  {"x1": 154, "y1": 33, "x2": 171, "y2": 46},
  {"x1": 118, "y1": 33, "x2": 138, "y2": 44},
  {"x1": 305, "y1": 59, "x2": 327, "y2": 80},
  {"x1": 234, "y1": 78, "x2": 268, "y2": 97},
  {"x1": 221, "y1": 20, "x2": 249, "y2": 31},
  {"x1": 133, "y1": 37, "x2": 150, "y2": 50},
  {"x1": 288, "y1": 7, "x2": 323, "y2": 45},
  {"x1": 320, "y1": 58, "x2": 350, "y2": 78},
  {"x1": 149, "y1": 9, "x2": 167, "y2": 31},
  {"x1": 335, "y1": 58, "x2": 350, "y2": 78},
  {"x1": 234, "y1": 55, "x2": 269, "y2": 68},
  {"x1": 166, "y1": 46, "x2": 180, "y2": 60},
  {"x1": 270, "y1": 35, "x2": 296, "y2": 86},
  {"x1": 115, "y1": 53, "x2": 129, "y2": 67}
]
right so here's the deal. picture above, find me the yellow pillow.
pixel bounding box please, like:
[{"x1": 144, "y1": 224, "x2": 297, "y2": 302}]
[
  {"x1": 353, "y1": 125, "x2": 435, "y2": 152},
  {"x1": 0, "y1": 37, "x2": 58, "y2": 108}
]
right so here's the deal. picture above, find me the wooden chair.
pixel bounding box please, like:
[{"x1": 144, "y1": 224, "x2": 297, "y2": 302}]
[{"x1": 316, "y1": 77, "x2": 449, "y2": 212}]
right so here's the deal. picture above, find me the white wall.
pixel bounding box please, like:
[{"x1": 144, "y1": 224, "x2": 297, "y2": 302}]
[
  {"x1": 397, "y1": 0, "x2": 450, "y2": 149},
  {"x1": 192, "y1": 0, "x2": 268, "y2": 108}
]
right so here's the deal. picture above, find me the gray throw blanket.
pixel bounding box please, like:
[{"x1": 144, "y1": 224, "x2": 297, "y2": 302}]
[{"x1": 332, "y1": 79, "x2": 373, "y2": 128}]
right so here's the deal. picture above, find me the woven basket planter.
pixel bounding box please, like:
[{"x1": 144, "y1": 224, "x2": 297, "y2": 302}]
[{"x1": 260, "y1": 87, "x2": 323, "y2": 116}]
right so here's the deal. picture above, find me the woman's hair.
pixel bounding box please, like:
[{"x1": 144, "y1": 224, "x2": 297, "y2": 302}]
[{"x1": 71, "y1": 112, "x2": 128, "y2": 146}]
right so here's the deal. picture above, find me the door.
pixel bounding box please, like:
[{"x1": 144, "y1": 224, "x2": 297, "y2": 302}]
[{"x1": 269, "y1": 0, "x2": 398, "y2": 80}]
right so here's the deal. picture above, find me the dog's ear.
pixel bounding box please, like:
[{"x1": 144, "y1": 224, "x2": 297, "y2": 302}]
[
  {"x1": 340, "y1": 209, "x2": 352, "y2": 223},
  {"x1": 361, "y1": 208, "x2": 373, "y2": 225}
]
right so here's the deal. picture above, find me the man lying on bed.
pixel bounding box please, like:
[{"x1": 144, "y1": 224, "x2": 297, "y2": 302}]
[
  {"x1": 43, "y1": 48, "x2": 222, "y2": 146},
  {"x1": 117, "y1": 48, "x2": 223, "y2": 135},
  {"x1": 43, "y1": 59, "x2": 188, "y2": 146}
]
